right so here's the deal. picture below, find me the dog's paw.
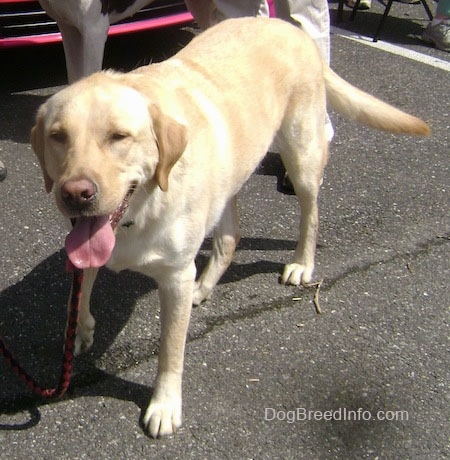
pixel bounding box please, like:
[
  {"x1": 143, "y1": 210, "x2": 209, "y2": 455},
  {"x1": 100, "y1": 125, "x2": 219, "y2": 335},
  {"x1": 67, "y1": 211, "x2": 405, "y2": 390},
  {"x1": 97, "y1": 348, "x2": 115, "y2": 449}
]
[
  {"x1": 74, "y1": 315, "x2": 95, "y2": 355},
  {"x1": 142, "y1": 394, "x2": 182, "y2": 438},
  {"x1": 280, "y1": 263, "x2": 313, "y2": 286},
  {"x1": 192, "y1": 282, "x2": 211, "y2": 306}
]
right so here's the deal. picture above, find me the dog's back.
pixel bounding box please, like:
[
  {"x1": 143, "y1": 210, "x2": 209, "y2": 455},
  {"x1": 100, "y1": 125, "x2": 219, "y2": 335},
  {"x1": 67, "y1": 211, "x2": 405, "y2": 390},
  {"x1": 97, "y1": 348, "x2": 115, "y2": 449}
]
[{"x1": 174, "y1": 17, "x2": 429, "y2": 137}]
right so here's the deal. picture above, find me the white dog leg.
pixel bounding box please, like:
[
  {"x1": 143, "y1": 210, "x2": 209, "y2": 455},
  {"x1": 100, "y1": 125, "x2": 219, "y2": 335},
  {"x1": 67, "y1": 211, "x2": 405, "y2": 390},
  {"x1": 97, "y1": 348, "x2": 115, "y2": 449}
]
[
  {"x1": 71, "y1": 267, "x2": 98, "y2": 355},
  {"x1": 58, "y1": 20, "x2": 109, "y2": 82},
  {"x1": 279, "y1": 132, "x2": 327, "y2": 286},
  {"x1": 280, "y1": 186, "x2": 319, "y2": 285},
  {"x1": 143, "y1": 263, "x2": 196, "y2": 437},
  {"x1": 193, "y1": 196, "x2": 241, "y2": 305}
]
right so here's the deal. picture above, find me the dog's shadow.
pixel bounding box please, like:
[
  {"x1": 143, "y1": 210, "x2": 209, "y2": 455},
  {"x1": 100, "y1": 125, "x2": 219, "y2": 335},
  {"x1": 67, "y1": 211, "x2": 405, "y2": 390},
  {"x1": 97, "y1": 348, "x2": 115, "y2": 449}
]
[
  {"x1": 0, "y1": 249, "x2": 156, "y2": 429},
  {"x1": 0, "y1": 231, "x2": 294, "y2": 430}
]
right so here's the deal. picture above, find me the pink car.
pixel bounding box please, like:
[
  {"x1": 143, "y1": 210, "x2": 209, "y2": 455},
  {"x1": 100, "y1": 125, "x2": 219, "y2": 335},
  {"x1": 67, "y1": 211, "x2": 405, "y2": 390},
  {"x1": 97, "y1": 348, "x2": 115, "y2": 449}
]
[{"x1": 0, "y1": 0, "x2": 192, "y2": 48}]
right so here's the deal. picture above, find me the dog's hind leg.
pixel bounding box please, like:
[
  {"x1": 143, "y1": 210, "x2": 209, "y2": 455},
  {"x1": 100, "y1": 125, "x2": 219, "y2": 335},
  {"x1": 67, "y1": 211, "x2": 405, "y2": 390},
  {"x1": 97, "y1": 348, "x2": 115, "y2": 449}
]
[
  {"x1": 193, "y1": 196, "x2": 241, "y2": 305},
  {"x1": 278, "y1": 119, "x2": 328, "y2": 286}
]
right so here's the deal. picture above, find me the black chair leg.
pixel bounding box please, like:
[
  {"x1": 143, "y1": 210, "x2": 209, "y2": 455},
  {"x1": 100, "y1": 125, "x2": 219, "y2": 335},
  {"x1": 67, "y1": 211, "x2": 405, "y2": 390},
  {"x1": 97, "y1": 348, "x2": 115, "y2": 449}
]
[
  {"x1": 421, "y1": 0, "x2": 434, "y2": 20},
  {"x1": 350, "y1": 0, "x2": 361, "y2": 21},
  {"x1": 373, "y1": 0, "x2": 395, "y2": 42},
  {"x1": 348, "y1": 0, "x2": 434, "y2": 42},
  {"x1": 337, "y1": 0, "x2": 345, "y2": 22}
]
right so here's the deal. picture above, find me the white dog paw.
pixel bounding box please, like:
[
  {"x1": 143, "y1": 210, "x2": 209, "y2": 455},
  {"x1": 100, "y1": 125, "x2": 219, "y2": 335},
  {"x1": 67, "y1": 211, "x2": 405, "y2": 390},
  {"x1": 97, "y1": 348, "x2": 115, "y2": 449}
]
[
  {"x1": 74, "y1": 330, "x2": 94, "y2": 355},
  {"x1": 280, "y1": 263, "x2": 313, "y2": 286},
  {"x1": 74, "y1": 316, "x2": 95, "y2": 355},
  {"x1": 142, "y1": 396, "x2": 182, "y2": 438},
  {"x1": 192, "y1": 282, "x2": 211, "y2": 306}
]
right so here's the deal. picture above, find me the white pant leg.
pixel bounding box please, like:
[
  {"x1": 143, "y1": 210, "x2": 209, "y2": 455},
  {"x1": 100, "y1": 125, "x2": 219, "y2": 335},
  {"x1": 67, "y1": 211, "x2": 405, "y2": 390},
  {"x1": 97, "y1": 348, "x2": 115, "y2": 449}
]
[
  {"x1": 274, "y1": 0, "x2": 330, "y2": 64},
  {"x1": 212, "y1": 0, "x2": 269, "y2": 19},
  {"x1": 212, "y1": 0, "x2": 330, "y2": 64}
]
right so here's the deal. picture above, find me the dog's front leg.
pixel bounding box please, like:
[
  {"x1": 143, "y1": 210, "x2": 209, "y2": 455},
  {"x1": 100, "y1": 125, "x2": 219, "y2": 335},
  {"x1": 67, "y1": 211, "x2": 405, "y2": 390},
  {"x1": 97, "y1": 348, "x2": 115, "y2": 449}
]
[
  {"x1": 143, "y1": 263, "x2": 196, "y2": 438},
  {"x1": 57, "y1": 19, "x2": 109, "y2": 82},
  {"x1": 72, "y1": 267, "x2": 98, "y2": 355},
  {"x1": 193, "y1": 196, "x2": 241, "y2": 305}
]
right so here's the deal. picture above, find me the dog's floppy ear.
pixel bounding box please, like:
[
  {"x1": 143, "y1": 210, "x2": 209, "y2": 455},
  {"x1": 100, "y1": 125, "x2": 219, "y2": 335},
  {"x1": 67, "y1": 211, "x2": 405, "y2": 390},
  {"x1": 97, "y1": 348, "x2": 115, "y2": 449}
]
[
  {"x1": 31, "y1": 107, "x2": 54, "y2": 193},
  {"x1": 149, "y1": 104, "x2": 187, "y2": 192}
]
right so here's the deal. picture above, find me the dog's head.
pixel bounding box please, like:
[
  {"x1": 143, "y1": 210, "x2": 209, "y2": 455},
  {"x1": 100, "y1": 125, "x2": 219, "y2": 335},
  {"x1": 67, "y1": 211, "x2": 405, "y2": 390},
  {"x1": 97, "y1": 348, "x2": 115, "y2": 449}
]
[
  {"x1": 31, "y1": 71, "x2": 187, "y2": 268},
  {"x1": 31, "y1": 72, "x2": 187, "y2": 209}
]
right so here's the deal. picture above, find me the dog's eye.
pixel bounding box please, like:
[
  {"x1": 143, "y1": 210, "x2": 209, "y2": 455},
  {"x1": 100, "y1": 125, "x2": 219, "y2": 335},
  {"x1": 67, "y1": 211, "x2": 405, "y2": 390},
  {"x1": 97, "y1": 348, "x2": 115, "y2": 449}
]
[
  {"x1": 50, "y1": 130, "x2": 67, "y2": 143},
  {"x1": 110, "y1": 132, "x2": 129, "y2": 142}
]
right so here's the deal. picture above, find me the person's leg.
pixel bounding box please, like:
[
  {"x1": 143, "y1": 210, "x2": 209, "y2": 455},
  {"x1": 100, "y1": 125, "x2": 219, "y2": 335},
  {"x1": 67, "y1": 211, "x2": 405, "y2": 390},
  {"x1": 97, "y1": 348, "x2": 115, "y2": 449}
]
[
  {"x1": 185, "y1": 0, "x2": 269, "y2": 28},
  {"x1": 274, "y1": 0, "x2": 330, "y2": 64},
  {"x1": 209, "y1": 0, "x2": 332, "y2": 66},
  {"x1": 422, "y1": 0, "x2": 450, "y2": 51},
  {"x1": 212, "y1": 0, "x2": 269, "y2": 21},
  {"x1": 345, "y1": 0, "x2": 371, "y2": 11},
  {"x1": 203, "y1": 0, "x2": 332, "y2": 65}
]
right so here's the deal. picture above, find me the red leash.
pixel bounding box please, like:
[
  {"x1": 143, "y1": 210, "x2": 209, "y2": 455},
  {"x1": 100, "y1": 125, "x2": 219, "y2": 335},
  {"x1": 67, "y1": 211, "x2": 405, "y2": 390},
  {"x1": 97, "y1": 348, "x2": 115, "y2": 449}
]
[
  {"x1": 0, "y1": 267, "x2": 83, "y2": 398},
  {"x1": 0, "y1": 184, "x2": 135, "y2": 398}
]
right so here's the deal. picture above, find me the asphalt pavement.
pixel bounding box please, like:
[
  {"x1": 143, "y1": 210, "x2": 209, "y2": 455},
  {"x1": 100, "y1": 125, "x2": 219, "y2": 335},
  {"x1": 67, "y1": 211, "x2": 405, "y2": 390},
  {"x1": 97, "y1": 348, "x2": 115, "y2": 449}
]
[{"x1": 0, "y1": 4, "x2": 449, "y2": 459}]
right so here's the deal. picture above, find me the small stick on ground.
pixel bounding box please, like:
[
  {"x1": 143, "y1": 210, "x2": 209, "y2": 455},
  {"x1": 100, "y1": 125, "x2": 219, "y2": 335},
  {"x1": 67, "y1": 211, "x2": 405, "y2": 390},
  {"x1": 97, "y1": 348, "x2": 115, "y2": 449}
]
[{"x1": 293, "y1": 279, "x2": 323, "y2": 315}]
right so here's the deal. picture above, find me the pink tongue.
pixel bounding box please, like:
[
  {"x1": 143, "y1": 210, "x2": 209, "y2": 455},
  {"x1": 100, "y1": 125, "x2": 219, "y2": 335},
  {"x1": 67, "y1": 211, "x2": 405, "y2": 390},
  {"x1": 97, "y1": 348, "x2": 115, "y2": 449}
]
[{"x1": 65, "y1": 215, "x2": 115, "y2": 269}]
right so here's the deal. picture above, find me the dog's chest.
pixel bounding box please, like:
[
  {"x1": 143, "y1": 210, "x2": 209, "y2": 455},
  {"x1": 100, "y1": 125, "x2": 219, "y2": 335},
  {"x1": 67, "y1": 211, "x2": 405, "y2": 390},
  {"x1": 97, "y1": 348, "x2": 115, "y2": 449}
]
[
  {"x1": 106, "y1": 221, "x2": 163, "y2": 273},
  {"x1": 106, "y1": 212, "x2": 194, "y2": 278}
]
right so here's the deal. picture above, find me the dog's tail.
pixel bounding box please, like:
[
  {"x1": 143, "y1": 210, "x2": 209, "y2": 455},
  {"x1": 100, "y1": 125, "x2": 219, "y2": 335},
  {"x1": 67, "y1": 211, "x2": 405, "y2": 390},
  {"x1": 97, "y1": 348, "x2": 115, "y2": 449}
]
[{"x1": 324, "y1": 67, "x2": 430, "y2": 136}]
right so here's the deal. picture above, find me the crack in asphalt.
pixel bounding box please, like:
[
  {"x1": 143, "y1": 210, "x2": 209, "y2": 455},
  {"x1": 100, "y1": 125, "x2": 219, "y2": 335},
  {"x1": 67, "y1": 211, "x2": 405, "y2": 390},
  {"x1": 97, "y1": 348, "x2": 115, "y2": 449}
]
[
  {"x1": 1, "y1": 233, "x2": 447, "y2": 414},
  {"x1": 78, "y1": 232, "x2": 450, "y2": 386},
  {"x1": 187, "y1": 233, "x2": 450, "y2": 345}
]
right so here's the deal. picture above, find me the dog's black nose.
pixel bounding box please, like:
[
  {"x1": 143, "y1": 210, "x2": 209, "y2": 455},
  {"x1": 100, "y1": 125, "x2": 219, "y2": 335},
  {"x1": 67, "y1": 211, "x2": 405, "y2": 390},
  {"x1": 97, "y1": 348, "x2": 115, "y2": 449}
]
[{"x1": 61, "y1": 178, "x2": 97, "y2": 210}]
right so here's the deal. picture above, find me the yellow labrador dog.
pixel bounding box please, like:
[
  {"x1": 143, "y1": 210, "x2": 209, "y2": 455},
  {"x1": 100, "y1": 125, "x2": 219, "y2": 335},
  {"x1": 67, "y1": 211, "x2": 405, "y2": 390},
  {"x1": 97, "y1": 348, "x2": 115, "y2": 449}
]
[{"x1": 31, "y1": 18, "x2": 429, "y2": 438}]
